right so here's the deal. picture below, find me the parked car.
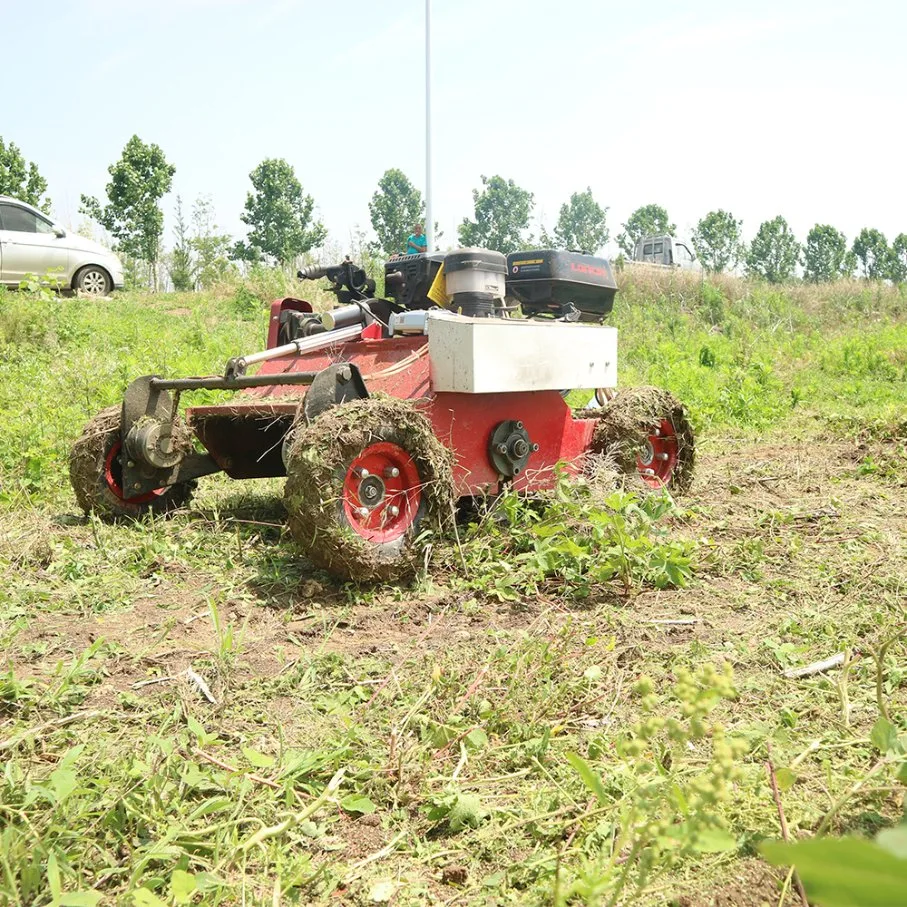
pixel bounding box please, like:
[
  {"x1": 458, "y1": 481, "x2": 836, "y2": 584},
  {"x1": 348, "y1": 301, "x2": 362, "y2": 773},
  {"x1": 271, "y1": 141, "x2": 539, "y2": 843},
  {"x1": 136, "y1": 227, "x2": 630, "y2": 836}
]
[{"x1": 0, "y1": 196, "x2": 124, "y2": 295}]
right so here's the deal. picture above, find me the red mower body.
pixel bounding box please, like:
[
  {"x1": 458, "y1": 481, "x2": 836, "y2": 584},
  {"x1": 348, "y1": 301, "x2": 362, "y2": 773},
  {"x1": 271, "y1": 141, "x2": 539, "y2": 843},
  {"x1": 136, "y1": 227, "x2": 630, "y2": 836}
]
[{"x1": 187, "y1": 298, "x2": 598, "y2": 497}]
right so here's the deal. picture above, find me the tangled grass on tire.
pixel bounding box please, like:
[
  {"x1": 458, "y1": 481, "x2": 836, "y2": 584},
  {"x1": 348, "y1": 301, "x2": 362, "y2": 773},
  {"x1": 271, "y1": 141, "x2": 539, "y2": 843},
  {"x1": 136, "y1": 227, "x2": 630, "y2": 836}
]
[{"x1": 283, "y1": 396, "x2": 455, "y2": 583}]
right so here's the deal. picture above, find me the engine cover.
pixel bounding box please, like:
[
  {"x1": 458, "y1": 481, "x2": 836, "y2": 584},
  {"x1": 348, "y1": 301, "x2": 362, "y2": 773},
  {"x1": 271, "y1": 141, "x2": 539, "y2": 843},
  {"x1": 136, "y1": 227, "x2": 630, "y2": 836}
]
[{"x1": 505, "y1": 249, "x2": 618, "y2": 320}]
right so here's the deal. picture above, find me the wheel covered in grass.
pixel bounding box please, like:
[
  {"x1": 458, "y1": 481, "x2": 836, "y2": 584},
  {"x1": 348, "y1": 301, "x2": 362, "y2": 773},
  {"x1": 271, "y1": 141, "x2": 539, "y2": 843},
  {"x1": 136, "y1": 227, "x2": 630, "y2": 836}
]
[
  {"x1": 591, "y1": 386, "x2": 695, "y2": 493},
  {"x1": 69, "y1": 406, "x2": 195, "y2": 519},
  {"x1": 283, "y1": 397, "x2": 454, "y2": 583}
]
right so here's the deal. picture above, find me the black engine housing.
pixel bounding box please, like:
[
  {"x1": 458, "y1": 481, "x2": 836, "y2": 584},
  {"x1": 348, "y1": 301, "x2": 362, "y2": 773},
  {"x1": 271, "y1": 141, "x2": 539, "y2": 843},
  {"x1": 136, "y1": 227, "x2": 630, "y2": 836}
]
[
  {"x1": 505, "y1": 250, "x2": 618, "y2": 320},
  {"x1": 383, "y1": 253, "x2": 446, "y2": 310}
]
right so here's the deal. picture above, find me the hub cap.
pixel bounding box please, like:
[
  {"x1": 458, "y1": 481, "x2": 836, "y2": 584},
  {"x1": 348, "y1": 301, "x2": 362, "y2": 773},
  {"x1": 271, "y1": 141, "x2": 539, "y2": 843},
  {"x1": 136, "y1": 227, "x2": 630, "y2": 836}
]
[
  {"x1": 637, "y1": 418, "x2": 679, "y2": 488},
  {"x1": 81, "y1": 270, "x2": 108, "y2": 295},
  {"x1": 104, "y1": 440, "x2": 165, "y2": 504},
  {"x1": 342, "y1": 442, "x2": 422, "y2": 542}
]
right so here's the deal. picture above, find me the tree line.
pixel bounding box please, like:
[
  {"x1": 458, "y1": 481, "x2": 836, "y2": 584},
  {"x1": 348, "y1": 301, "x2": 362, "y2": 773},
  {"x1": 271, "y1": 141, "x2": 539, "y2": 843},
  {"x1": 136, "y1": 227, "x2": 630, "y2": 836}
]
[{"x1": 2, "y1": 134, "x2": 906, "y2": 289}]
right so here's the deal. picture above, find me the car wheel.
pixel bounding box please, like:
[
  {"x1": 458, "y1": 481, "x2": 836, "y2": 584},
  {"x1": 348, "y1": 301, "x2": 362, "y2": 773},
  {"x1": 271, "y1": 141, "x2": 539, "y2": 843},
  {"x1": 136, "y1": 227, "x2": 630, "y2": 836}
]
[{"x1": 74, "y1": 265, "x2": 112, "y2": 296}]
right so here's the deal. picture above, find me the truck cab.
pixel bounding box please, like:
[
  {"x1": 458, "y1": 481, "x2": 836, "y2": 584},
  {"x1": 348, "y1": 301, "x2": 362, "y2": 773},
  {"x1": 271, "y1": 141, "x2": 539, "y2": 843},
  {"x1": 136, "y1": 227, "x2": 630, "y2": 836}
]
[{"x1": 633, "y1": 234, "x2": 698, "y2": 270}]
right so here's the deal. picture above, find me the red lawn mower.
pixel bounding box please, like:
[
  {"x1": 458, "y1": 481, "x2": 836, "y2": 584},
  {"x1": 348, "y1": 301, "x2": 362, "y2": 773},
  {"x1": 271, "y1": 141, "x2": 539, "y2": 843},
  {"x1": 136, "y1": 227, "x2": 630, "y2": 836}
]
[{"x1": 69, "y1": 249, "x2": 694, "y2": 582}]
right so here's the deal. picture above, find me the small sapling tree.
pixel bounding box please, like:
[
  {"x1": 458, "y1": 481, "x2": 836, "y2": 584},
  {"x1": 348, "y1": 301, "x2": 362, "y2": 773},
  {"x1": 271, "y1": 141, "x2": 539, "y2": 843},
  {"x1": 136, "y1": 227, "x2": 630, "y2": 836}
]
[
  {"x1": 617, "y1": 204, "x2": 676, "y2": 258},
  {"x1": 233, "y1": 158, "x2": 327, "y2": 268},
  {"x1": 458, "y1": 175, "x2": 534, "y2": 253},
  {"x1": 0, "y1": 137, "x2": 50, "y2": 212},
  {"x1": 745, "y1": 216, "x2": 800, "y2": 283},
  {"x1": 369, "y1": 169, "x2": 424, "y2": 258},
  {"x1": 80, "y1": 135, "x2": 175, "y2": 290}
]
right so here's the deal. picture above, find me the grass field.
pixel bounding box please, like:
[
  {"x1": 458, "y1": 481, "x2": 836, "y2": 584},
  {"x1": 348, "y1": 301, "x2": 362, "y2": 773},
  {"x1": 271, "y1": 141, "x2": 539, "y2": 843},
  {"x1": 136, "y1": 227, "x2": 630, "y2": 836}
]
[{"x1": 1, "y1": 270, "x2": 905, "y2": 905}]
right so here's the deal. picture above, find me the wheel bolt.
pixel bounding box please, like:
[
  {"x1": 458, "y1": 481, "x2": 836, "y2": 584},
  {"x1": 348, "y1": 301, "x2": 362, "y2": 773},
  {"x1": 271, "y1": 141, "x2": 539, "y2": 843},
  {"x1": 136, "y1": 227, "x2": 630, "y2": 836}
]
[
  {"x1": 388, "y1": 505, "x2": 400, "y2": 517},
  {"x1": 384, "y1": 467, "x2": 400, "y2": 478},
  {"x1": 357, "y1": 507, "x2": 369, "y2": 517},
  {"x1": 642, "y1": 469, "x2": 655, "y2": 476},
  {"x1": 497, "y1": 443, "x2": 508, "y2": 454},
  {"x1": 656, "y1": 452, "x2": 670, "y2": 461},
  {"x1": 355, "y1": 467, "x2": 370, "y2": 479},
  {"x1": 127, "y1": 460, "x2": 135, "y2": 468}
]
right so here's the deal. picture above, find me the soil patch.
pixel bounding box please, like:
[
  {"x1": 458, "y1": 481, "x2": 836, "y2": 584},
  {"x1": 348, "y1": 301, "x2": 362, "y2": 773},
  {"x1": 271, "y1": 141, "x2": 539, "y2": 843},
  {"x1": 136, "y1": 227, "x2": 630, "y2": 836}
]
[{"x1": 677, "y1": 858, "x2": 790, "y2": 906}]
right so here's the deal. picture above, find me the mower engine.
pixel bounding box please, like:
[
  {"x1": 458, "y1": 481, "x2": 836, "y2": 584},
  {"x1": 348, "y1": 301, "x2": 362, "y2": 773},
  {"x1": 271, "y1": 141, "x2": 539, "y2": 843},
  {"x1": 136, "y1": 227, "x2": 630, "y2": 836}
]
[
  {"x1": 384, "y1": 247, "x2": 617, "y2": 322},
  {"x1": 506, "y1": 249, "x2": 617, "y2": 321},
  {"x1": 383, "y1": 252, "x2": 444, "y2": 309}
]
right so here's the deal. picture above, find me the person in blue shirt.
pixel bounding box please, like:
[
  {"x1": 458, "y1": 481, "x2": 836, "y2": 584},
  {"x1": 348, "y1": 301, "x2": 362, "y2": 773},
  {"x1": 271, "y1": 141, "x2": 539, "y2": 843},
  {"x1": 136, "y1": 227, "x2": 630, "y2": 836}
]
[{"x1": 406, "y1": 223, "x2": 427, "y2": 255}]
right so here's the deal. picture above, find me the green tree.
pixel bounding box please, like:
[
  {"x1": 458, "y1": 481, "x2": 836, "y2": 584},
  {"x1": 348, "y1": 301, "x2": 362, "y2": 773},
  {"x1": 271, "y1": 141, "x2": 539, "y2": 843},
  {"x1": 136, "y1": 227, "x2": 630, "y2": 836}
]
[
  {"x1": 80, "y1": 135, "x2": 175, "y2": 289},
  {"x1": 191, "y1": 195, "x2": 235, "y2": 289},
  {"x1": 549, "y1": 188, "x2": 609, "y2": 253},
  {"x1": 691, "y1": 210, "x2": 742, "y2": 273},
  {"x1": 745, "y1": 216, "x2": 800, "y2": 283},
  {"x1": 616, "y1": 204, "x2": 675, "y2": 257},
  {"x1": 169, "y1": 196, "x2": 194, "y2": 291},
  {"x1": 458, "y1": 175, "x2": 534, "y2": 253},
  {"x1": 851, "y1": 227, "x2": 889, "y2": 279},
  {"x1": 233, "y1": 158, "x2": 326, "y2": 266},
  {"x1": 368, "y1": 169, "x2": 424, "y2": 257},
  {"x1": 0, "y1": 137, "x2": 50, "y2": 212},
  {"x1": 802, "y1": 224, "x2": 851, "y2": 282},
  {"x1": 888, "y1": 233, "x2": 907, "y2": 284}
]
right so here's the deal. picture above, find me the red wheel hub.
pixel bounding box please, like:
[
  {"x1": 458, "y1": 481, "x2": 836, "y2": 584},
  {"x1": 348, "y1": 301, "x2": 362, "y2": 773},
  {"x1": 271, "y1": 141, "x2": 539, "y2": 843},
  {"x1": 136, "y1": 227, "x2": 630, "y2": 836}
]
[
  {"x1": 342, "y1": 442, "x2": 422, "y2": 543},
  {"x1": 104, "y1": 441, "x2": 165, "y2": 504},
  {"x1": 637, "y1": 418, "x2": 679, "y2": 488}
]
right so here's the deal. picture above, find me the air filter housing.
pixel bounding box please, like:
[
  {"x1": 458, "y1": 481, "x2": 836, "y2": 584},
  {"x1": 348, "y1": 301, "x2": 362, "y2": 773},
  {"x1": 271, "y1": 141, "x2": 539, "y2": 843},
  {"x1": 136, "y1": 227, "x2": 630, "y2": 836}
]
[{"x1": 444, "y1": 248, "x2": 507, "y2": 317}]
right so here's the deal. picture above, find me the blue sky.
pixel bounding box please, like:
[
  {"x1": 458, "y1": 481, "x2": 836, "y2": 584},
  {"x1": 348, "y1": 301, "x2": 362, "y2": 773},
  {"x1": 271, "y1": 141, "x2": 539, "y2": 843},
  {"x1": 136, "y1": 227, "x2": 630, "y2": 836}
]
[{"x1": 4, "y1": 0, "x2": 905, "y2": 255}]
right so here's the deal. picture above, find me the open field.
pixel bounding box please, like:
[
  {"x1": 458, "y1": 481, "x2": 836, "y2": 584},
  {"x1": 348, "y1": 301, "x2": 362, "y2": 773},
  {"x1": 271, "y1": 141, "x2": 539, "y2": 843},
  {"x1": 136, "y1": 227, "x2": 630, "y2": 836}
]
[{"x1": 1, "y1": 270, "x2": 906, "y2": 905}]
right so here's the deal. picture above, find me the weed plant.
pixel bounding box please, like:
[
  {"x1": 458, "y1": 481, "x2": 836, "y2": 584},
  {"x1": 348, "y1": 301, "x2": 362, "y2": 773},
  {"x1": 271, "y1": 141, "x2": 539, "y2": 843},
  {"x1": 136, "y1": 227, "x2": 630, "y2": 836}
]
[{"x1": 456, "y1": 475, "x2": 694, "y2": 601}]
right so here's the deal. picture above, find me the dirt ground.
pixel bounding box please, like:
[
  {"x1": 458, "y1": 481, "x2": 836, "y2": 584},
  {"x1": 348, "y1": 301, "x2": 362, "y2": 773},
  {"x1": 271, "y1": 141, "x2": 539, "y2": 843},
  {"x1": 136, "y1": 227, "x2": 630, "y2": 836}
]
[{"x1": 15, "y1": 434, "x2": 904, "y2": 692}]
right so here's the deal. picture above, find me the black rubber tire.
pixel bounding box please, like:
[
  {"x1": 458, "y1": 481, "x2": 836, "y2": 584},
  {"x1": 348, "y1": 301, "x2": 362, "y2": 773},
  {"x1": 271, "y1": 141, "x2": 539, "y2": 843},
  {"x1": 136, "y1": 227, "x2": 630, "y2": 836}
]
[
  {"x1": 283, "y1": 398, "x2": 454, "y2": 583},
  {"x1": 590, "y1": 386, "x2": 695, "y2": 493},
  {"x1": 69, "y1": 406, "x2": 195, "y2": 520},
  {"x1": 74, "y1": 265, "x2": 112, "y2": 296}
]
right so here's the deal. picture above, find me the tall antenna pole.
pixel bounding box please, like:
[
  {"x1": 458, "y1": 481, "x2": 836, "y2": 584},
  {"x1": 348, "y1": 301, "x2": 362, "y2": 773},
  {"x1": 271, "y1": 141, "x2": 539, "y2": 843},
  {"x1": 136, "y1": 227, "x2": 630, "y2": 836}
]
[{"x1": 425, "y1": 0, "x2": 434, "y2": 253}]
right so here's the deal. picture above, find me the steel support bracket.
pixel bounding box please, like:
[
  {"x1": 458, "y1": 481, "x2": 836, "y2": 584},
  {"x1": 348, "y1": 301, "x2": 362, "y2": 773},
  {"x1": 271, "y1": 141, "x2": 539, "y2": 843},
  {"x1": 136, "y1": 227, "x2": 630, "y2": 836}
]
[
  {"x1": 120, "y1": 375, "x2": 220, "y2": 495},
  {"x1": 302, "y1": 362, "x2": 369, "y2": 423}
]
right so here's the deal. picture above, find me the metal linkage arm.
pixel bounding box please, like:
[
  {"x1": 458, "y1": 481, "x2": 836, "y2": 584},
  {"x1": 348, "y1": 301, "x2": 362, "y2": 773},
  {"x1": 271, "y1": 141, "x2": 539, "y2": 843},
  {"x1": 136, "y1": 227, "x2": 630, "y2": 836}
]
[
  {"x1": 223, "y1": 324, "x2": 363, "y2": 379},
  {"x1": 150, "y1": 372, "x2": 318, "y2": 392}
]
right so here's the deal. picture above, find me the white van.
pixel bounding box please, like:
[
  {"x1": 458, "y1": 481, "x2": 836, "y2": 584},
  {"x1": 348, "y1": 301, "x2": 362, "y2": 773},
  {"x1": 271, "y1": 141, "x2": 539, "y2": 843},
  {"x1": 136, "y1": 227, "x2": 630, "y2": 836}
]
[{"x1": 633, "y1": 234, "x2": 698, "y2": 271}]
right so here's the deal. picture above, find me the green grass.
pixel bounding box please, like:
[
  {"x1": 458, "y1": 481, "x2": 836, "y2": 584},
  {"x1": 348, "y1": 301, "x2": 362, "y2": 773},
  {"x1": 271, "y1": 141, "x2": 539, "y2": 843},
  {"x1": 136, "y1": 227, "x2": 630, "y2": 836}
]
[{"x1": 1, "y1": 271, "x2": 906, "y2": 905}]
